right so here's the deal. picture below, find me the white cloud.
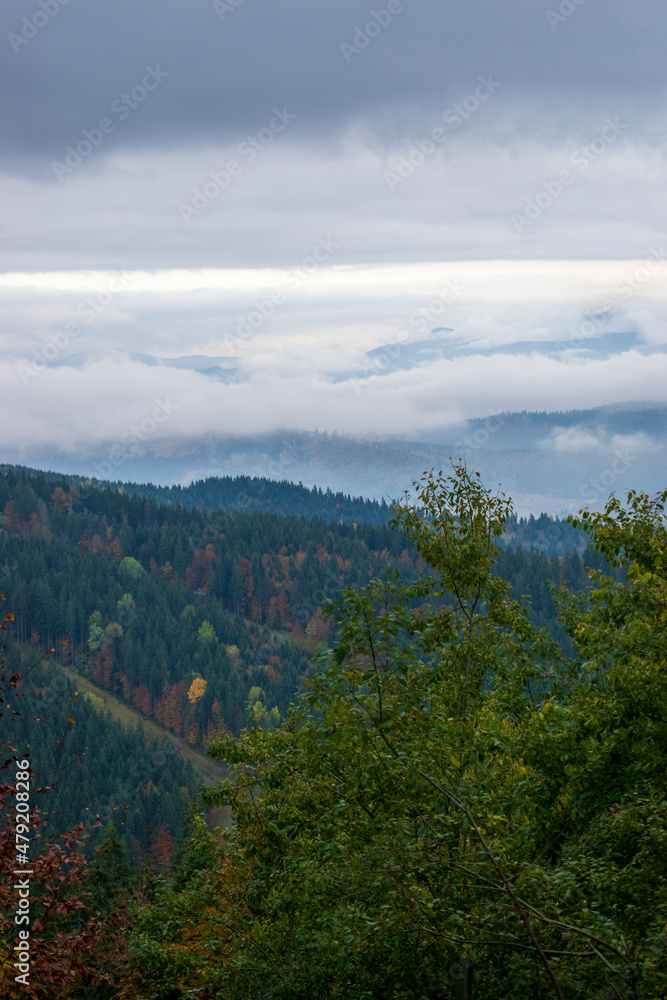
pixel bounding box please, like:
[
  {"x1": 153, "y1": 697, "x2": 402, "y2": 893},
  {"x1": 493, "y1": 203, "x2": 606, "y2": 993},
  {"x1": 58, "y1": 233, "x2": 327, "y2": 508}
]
[
  {"x1": 2, "y1": 127, "x2": 667, "y2": 455},
  {"x1": 547, "y1": 427, "x2": 602, "y2": 452},
  {"x1": 2, "y1": 347, "x2": 667, "y2": 456},
  {"x1": 1, "y1": 129, "x2": 664, "y2": 274},
  {"x1": 610, "y1": 432, "x2": 655, "y2": 454}
]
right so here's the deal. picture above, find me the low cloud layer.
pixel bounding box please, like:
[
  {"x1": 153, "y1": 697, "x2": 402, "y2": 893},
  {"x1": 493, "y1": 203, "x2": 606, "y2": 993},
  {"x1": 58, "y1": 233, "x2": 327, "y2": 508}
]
[
  {"x1": 3, "y1": 1, "x2": 667, "y2": 467},
  {"x1": 3, "y1": 345, "x2": 667, "y2": 458},
  {"x1": 2, "y1": 259, "x2": 667, "y2": 454}
]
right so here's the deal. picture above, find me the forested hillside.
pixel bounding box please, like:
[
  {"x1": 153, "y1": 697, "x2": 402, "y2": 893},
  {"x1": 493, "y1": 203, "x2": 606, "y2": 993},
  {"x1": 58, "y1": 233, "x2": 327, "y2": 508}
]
[
  {"x1": 1, "y1": 462, "x2": 585, "y2": 548},
  {"x1": 0, "y1": 463, "x2": 607, "y2": 877},
  {"x1": 4, "y1": 637, "x2": 201, "y2": 861},
  {"x1": 1, "y1": 464, "x2": 598, "y2": 748},
  {"x1": 0, "y1": 468, "x2": 414, "y2": 743},
  {"x1": 1, "y1": 464, "x2": 394, "y2": 526},
  {"x1": 3, "y1": 466, "x2": 664, "y2": 999},
  {"x1": 125, "y1": 469, "x2": 667, "y2": 1000}
]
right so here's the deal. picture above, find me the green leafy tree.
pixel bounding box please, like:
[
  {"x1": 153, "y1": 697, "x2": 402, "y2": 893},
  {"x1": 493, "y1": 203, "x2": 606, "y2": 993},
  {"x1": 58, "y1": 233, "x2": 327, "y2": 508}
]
[
  {"x1": 104, "y1": 621, "x2": 124, "y2": 641},
  {"x1": 6, "y1": 462, "x2": 666, "y2": 997},
  {"x1": 127, "y1": 806, "x2": 226, "y2": 999},
  {"x1": 246, "y1": 685, "x2": 281, "y2": 729},
  {"x1": 116, "y1": 592, "x2": 137, "y2": 624},
  {"x1": 120, "y1": 556, "x2": 145, "y2": 579},
  {"x1": 88, "y1": 610, "x2": 104, "y2": 653},
  {"x1": 197, "y1": 619, "x2": 218, "y2": 649},
  {"x1": 163, "y1": 468, "x2": 663, "y2": 1000}
]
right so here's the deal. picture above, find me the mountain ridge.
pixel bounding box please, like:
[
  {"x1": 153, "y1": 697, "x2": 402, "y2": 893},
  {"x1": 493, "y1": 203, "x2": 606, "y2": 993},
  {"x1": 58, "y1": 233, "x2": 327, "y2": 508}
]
[{"x1": 1, "y1": 403, "x2": 665, "y2": 517}]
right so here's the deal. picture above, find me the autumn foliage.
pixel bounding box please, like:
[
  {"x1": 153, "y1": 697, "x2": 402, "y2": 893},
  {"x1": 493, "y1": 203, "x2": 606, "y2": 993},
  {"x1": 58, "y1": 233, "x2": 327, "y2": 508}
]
[{"x1": 1, "y1": 596, "x2": 128, "y2": 998}]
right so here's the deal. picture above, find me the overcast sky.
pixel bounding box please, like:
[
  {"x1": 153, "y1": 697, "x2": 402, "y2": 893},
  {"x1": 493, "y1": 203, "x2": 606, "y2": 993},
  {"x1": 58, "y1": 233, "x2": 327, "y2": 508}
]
[{"x1": 2, "y1": 0, "x2": 667, "y2": 457}]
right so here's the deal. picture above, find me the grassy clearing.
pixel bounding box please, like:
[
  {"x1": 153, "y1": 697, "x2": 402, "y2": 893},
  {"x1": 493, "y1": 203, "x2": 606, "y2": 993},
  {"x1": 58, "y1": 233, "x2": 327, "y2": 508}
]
[{"x1": 58, "y1": 663, "x2": 228, "y2": 787}]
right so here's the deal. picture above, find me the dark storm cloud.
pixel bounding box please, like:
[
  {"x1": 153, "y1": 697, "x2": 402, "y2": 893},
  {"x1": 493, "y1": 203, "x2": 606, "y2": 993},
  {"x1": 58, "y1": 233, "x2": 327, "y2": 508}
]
[{"x1": 2, "y1": 0, "x2": 667, "y2": 171}]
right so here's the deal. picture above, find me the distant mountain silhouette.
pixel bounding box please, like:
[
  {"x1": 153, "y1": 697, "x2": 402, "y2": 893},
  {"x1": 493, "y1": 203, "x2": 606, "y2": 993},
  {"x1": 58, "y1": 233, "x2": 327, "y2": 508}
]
[{"x1": 1, "y1": 404, "x2": 665, "y2": 517}]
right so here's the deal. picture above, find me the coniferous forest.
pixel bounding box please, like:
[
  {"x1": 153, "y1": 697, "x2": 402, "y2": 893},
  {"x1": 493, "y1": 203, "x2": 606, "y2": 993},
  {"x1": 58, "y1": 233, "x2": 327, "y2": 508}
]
[{"x1": 2, "y1": 462, "x2": 665, "y2": 998}]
